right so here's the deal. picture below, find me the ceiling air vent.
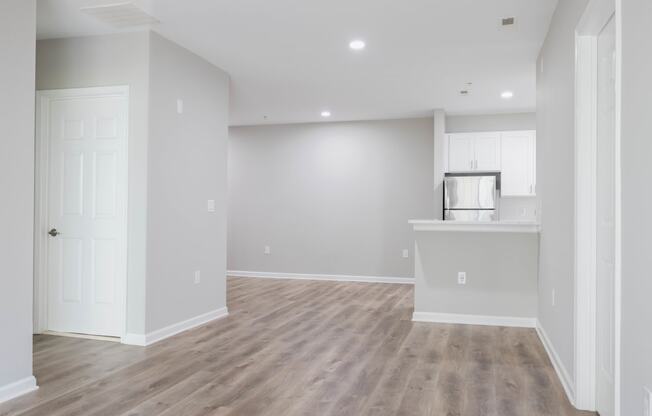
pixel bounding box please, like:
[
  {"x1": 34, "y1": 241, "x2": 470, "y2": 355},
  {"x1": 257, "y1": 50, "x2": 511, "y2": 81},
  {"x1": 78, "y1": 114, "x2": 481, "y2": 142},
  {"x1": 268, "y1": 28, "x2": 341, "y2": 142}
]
[
  {"x1": 501, "y1": 17, "x2": 515, "y2": 26},
  {"x1": 80, "y1": 2, "x2": 159, "y2": 28}
]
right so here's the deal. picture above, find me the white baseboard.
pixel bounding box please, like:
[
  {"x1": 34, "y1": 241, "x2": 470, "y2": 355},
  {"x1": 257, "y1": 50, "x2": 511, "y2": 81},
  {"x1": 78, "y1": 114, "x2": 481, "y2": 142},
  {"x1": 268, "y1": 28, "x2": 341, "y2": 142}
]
[
  {"x1": 412, "y1": 311, "x2": 536, "y2": 328},
  {"x1": 0, "y1": 376, "x2": 38, "y2": 404},
  {"x1": 228, "y1": 270, "x2": 415, "y2": 285},
  {"x1": 122, "y1": 307, "x2": 229, "y2": 347},
  {"x1": 121, "y1": 332, "x2": 147, "y2": 346},
  {"x1": 536, "y1": 320, "x2": 576, "y2": 406}
]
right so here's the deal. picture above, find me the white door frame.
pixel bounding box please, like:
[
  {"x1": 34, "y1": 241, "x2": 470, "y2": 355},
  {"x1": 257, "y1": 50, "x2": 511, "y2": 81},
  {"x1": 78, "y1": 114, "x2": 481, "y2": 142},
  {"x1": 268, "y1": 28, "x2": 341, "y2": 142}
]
[
  {"x1": 34, "y1": 86, "x2": 130, "y2": 341},
  {"x1": 574, "y1": 0, "x2": 621, "y2": 412}
]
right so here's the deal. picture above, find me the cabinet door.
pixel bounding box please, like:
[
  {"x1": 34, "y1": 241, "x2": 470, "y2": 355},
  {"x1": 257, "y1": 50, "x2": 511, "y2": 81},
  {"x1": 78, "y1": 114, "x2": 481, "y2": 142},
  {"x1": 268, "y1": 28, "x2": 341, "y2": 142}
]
[
  {"x1": 501, "y1": 131, "x2": 536, "y2": 196},
  {"x1": 448, "y1": 134, "x2": 474, "y2": 171},
  {"x1": 474, "y1": 133, "x2": 501, "y2": 170}
]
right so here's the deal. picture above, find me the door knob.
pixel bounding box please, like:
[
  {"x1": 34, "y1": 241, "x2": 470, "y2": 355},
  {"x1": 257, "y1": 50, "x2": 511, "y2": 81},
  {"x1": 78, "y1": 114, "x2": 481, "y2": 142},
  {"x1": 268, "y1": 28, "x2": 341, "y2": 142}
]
[{"x1": 48, "y1": 228, "x2": 60, "y2": 237}]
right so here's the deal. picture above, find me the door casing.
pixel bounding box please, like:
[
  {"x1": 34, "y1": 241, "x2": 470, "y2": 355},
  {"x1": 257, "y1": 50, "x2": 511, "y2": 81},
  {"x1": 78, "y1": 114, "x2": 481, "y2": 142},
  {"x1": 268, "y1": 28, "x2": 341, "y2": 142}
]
[
  {"x1": 34, "y1": 86, "x2": 130, "y2": 341},
  {"x1": 574, "y1": 0, "x2": 621, "y2": 412}
]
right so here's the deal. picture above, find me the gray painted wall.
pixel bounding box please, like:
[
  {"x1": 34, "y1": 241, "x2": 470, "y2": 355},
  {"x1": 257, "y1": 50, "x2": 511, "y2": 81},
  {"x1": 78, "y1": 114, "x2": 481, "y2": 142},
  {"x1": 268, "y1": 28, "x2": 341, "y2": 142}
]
[
  {"x1": 620, "y1": 0, "x2": 652, "y2": 414},
  {"x1": 536, "y1": 0, "x2": 588, "y2": 391},
  {"x1": 445, "y1": 112, "x2": 536, "y2": 133},
  {"x1": 145, "y1": 33, "x2": 229, "y2": 332},
  {"x1": 36, "y1": 33, "x2": 151, "y2": 335},
  {"x1": 0, "y1": 0, "x2": 36, "y2": 391},
  {"x1": 414, "y1": 231, "x2": 538, "y2": 318},
  {"x1": 228, "y1": 118, "x2": 434, "y2": 278}
]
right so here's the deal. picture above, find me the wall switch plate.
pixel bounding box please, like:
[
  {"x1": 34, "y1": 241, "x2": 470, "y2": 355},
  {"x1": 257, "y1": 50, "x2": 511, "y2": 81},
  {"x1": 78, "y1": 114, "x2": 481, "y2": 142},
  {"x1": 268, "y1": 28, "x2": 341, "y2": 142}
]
[
  {"x1": 552, "y1": 289, "x2": 556, "y2": 306},
  {"x1": 264, "y1": 245, "x2": 271, "y2": 255},
  {"x1": 457, "y1": 272, "x2": 466, "y2": 285},
  {"x1": 402, "y1": 249, "x2": 409, "y2": 258},
  {"x1": 207, "y1": 199, "x2": 215, "y2": 212},
  {"x1": 194, "y1": 270, "x2": 201, "y2": 284},
  {"x1": 176, "y1": 99, "x2": 184, "y2": 114},
  {"x1": 520, "y1": 208, "x2": 527, "y2": 217},
  {"x1": 644, "y1": 387, "x2": 652, "y2": 416}
]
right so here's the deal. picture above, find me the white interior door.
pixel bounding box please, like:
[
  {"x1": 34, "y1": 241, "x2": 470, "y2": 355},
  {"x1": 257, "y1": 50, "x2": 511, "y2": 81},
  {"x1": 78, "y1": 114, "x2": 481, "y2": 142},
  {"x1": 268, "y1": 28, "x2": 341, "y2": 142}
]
[
  {"x1": 448, "y1": 134, "x2": 475, "y2": 171},
  {"x1": 44, "y1": 88, "x2": 128, "y2": 337},
  {"x1": 595, "y1": 14, "x2": 616, "y2": 416},
  {"x1": 473, "y1": 133, "x2": 501, "y2": 171}
]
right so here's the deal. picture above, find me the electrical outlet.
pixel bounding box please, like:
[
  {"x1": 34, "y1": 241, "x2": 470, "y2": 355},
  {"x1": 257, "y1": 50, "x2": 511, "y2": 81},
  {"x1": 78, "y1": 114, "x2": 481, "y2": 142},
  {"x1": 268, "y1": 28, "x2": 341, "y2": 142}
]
[
  {"x1": 264, "y1": 245, "x2": 271, "y2": 255},
  {"x1": 457, "y1": 272, "x2": 466, "y2": 285},
  {"x1": 207, "y1": 199, "x2": 215, "y2": 212},
  {"x1": 552, "y1": 289, "x2": 556, "y2": 306},
  {"x1": 402, "y1": 249, "x2": 409, "y2": 258},
  {"x1": 644, "y1": 386, "x2": 652, "y2": 416},
  {"x1": 194, "y1": 270, "x2": 201, "y2": 284}
]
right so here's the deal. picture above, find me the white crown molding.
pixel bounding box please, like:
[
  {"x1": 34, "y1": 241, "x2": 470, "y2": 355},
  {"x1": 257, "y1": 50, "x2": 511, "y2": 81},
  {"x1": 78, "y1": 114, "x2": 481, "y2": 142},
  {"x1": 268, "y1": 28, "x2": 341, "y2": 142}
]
[
  {"x1": 0, "y1": 376, "x2": 38, "y2": 404},
  {"x1": 536, "y1": 320, "x2": 576, "y2": 406},
  {"x1": 412, "y1": 311, "x2": 536, "y2": 328},
  {"x1": 122, "y1": 307, "x2": 228, "y2": 347},
  {"x1": 227, "y1": 270, "x2": 415, "y2": 285}
]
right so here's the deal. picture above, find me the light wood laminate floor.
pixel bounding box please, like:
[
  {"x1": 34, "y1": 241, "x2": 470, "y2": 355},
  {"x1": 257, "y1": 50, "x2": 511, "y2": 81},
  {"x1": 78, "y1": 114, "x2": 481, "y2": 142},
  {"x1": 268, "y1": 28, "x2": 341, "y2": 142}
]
[{"x1": 1, "y1": 277, "x2": 594, "y2": 416}]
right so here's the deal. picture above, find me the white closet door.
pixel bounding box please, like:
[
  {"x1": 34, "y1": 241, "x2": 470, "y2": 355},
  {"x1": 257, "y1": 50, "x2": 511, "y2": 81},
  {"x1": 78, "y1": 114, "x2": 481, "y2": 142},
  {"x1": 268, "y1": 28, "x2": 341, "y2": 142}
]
[
  {"x1": 473, "y1": 133, "x2": 501, "y2": 171},
  {"x1": 448, "y1": 134, "x2": 475, "y2": 171},
  {"x1": 45, "y1": 90, "x2": 128, "y2": 337}
]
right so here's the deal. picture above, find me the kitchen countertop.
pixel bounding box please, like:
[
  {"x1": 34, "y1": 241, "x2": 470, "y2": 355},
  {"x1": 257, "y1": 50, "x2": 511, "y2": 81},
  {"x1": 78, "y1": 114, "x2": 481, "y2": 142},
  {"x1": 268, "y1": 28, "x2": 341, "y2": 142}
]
[{"x1": 408, "y1": 219, "x2": 540, "y2": 233}]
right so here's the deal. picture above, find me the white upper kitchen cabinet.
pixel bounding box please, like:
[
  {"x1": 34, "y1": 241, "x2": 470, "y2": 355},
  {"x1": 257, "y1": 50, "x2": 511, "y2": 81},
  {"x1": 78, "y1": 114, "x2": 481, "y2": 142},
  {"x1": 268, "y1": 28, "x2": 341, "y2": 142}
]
[
  {"x1": 446, "y1": 132, "x2": 501, "y2": 172},
  {"x1": 447, "y1": 134, "x2": 475, "y2": 171},
  {"x1": 445, "y1": 130, "x2": 536, "y2": 197},
  {"x1": 473, "y1": 133, "x2": 501, "y2": 170},
  {"x1": 500, "y1": 131, "x2": 536, "y2": 196}
]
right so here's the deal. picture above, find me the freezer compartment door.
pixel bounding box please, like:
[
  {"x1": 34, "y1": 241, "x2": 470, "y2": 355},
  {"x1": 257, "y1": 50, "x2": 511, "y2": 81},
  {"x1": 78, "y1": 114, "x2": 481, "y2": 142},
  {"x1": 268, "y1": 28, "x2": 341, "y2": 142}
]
[
  {"x1": 444, "y1": 209, "x2": 497, "y2": 222},
  {"x1": 444, "y1": 175, "x2": 497, "y2": 209}
]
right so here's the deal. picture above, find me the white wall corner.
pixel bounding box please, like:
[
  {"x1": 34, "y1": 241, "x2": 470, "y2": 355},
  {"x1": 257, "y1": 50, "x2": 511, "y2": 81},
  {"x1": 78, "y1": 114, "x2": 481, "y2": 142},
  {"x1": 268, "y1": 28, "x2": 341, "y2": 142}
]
[
  {"x1": 0, "y1": 376, "x2": 38, "y2": 404},
  {"x1": 536, "y1": 320, "x2": 576, "y2": 407},
  {"x1": 122, "y1": 307, "x2": 229, "y2": 347}
]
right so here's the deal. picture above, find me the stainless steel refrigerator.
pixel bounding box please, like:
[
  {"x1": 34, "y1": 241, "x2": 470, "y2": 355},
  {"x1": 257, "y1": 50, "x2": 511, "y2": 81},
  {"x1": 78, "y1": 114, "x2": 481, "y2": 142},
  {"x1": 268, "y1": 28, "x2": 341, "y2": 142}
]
[{"x1": 443, "y1": 172, "x2": 500, "y2": 221}]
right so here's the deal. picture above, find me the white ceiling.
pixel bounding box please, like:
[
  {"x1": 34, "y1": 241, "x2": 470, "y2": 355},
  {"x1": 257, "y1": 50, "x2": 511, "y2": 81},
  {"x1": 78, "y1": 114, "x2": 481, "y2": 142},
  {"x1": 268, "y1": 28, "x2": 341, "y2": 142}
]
[{"x1": 37, "y1": 0, "x2": 557, "y2": 126}]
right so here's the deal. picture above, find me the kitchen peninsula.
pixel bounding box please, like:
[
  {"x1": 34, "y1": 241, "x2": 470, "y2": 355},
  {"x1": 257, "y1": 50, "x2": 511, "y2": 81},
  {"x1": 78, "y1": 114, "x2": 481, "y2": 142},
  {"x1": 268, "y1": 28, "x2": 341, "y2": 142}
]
[{"x1": 409, "y1": 220, "x2": 540, "y2": 327}]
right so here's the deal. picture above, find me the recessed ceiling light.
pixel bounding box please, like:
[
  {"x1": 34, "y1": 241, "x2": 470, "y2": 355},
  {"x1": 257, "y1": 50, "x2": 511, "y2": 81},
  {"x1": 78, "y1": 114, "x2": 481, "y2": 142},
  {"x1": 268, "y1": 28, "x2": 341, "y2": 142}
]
[
  {"x1": 321, "y1": 111, "x2": 331, "y2": 117},
  {"x1": 349, "y1": 40, "x2": 366, "y2": 51},
  {"x1": 501, "y1": 91, "x2": 514, "y2": 99}
]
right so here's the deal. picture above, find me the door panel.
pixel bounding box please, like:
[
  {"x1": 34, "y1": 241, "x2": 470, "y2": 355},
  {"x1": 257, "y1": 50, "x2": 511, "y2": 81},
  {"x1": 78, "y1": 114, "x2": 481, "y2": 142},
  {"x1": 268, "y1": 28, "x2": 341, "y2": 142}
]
[
  {"x1": 448, "y1": 135, "x2": 474, "y2": 171},
  {"x1": 93, "y1": 151, "x2": 118, "y2": 218},
  {"x1": 473, "y1": 133, "x2": 501, "y2": 171},
  {"x1": 60, "y1": 238, "x2": 83, "y2": 303},
  {"x1": 596, "y1": 14, "x2": 616, "y2": 416},
  {"x1": 501, "y1": 131, "x2": 536, "y2": 196},
  {"x1": 62, "y1": 152, "x2": 84, "y2": 216},
  {"x1": 46, "y1": 91, "x2": 127, "y2": 337}
]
